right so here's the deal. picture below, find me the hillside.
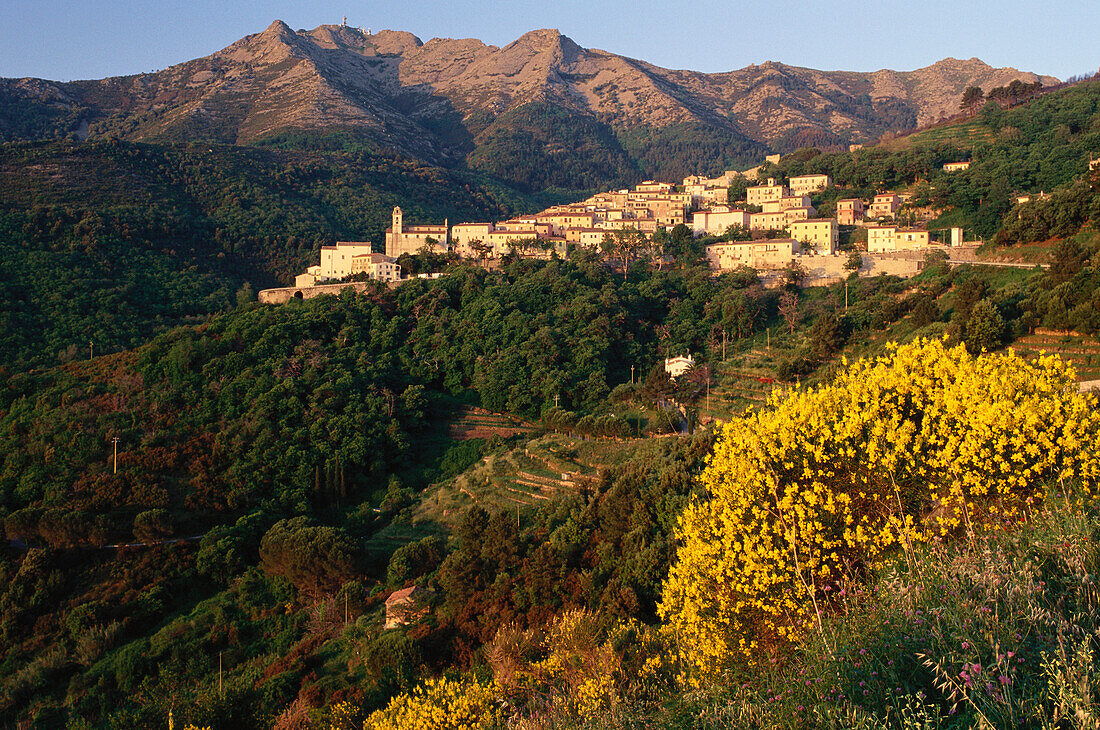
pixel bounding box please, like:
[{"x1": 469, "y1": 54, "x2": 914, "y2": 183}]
[
  {"x1": 0, "y1": 139, "x2": 530, "y2": 371},
  {"x1": 2, "y1": 255, "x2": 1098, "y2": 725},
  {"x1": 0, "y1": 21, "x2": 1057, "y2": 187},
  {"x1": 759, "y1": 76, "x2": 1100, "y2": 240}
]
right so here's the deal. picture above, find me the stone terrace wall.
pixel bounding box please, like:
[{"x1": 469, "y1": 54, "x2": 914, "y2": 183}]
[{"x1": 258, "y1": 282, "x2": 373, "y2": 304}]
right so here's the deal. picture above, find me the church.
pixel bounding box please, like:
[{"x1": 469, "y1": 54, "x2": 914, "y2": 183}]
[{"x1": 384, "y1": 207, "x2": 449, "y2": 258}]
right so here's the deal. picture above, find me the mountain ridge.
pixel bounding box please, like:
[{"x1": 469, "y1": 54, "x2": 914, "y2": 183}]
[{"x1": 0, "y1": 22, "x2": 1060, "y2": 185}]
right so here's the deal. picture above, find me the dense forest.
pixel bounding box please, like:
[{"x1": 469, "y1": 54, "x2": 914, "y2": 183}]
[{"x1": 1, "y1": 73, "x2": 1100, "y2": 728}]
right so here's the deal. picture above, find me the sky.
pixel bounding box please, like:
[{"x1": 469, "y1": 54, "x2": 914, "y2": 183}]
[{"x1": 1, "y1": 0, "x2": 1098, "y2": 83}]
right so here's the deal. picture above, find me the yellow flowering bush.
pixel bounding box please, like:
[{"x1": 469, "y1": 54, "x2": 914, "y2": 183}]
[
  {"x1": 362, "y1": 676, "x2": 500, "y2": 730},
  {"x1": 324, "y1": 701, "x2": 361, "y2": 729},
  {"x1": 659, "y1": 338, "x2": 1100, "y2": 683}
]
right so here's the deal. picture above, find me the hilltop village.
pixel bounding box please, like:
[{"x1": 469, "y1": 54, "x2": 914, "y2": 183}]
[{"x1": 280, "y1": 155, "x2": 977, "y2": 298}]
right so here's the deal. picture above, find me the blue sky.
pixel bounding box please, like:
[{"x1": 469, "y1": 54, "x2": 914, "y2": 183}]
[{"x1": 2, "y1": 0, "x2": 1097, "y2": 82}]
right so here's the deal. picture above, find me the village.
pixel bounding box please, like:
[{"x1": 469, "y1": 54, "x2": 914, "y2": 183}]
[{"x1": 271, "y1": 154, "x2": 982, "y2": 301}]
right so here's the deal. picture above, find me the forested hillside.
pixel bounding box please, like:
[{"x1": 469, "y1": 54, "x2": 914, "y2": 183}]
[
  {"x1": 5, "y1": 235, "x2": 1100, "y2": 725},
  {"x1": 0, "y1": 258, "x2": 770, "y2": 725},
  {"x1": 0, "y1": 140, "x2": 533, "y2": 371}
]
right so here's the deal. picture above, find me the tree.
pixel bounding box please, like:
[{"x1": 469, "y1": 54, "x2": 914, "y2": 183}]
[
  {"x1": 726, "y1": 265, "x2": 759, "y2": 289},
  {"x1": 387, "y1": 536, "x2": 444, "y2": 586},
  {"x1": 910, "y1": 293, "x2": 941, "y2": 327},
  {"x1": 960, "y1": 85, "x2": 984, "y2": 115},
  {"x1": 259, "y1": 517, "x2": 360, "y2": 597},
  {"x1": 922, "y1": 249, "x2": 949, "y2": 275},
  {"x1": 1048, "y1": 238, "x2": 1090, "y2": 285},
  {"x1": 844, "y1": 251, "x2": 863, "y2": 274},
  {"x1": 133, "y1": 509, "x2": 173, "y2": 544},
  {"x1": 723, "y1": 224, "x2": 752, "y2": 242},
  {"x1": 715, "y1": 289, "x2": 760, "y2": 341},
  {"x1": 468, "y1": 238, "x2": 492, "y2": 263},
  {"x1": 235, "y1": 282, "x2": 254, "y2": 307},
  {"x1": 778, "y1": 290, "x2": 799, "y2": 333},
  {"x1": 964, "y1": 299, "x2": 1005, "y2": 353},
  {"x1": 601, "y1": 226, "x2": 648, "y2": 279},
  {"x1": 508, "y1": 237, "x2": 543, "y2": 257},
  {"x1": 808, "y1": 311, "x2": 845, "y2": 360},
  {"x1": 419, "y1": 237, "x2": 440, "y2": 256},
  {"x1": 726, "y1": 177, "x2": 749, "y2": 203},
  {"x1": 642, "y1": 232, "x2": 667, "y2": 270},
  {"x1": 782, "y1": 261, "x2": 806, "y2": 291},
  {"x1": 954, "y1": 274, "x2": 990, "y2": 323}
]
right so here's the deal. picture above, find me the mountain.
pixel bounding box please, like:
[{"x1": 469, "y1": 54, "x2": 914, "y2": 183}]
[{"x1": 0, "y1": 21, "x2": 1059, "y2": 188}]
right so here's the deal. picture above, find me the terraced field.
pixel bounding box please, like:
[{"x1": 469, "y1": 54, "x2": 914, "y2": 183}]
[
  {"x1": 363, "y1": 520, "x2": 440, "y2": 564},
  {"x1": 1010, "y1": 329, "x2": 1100, "y2": 382},
  {"x1": 448, "y1": 406, "x2": 537, "y2": 439},
  {"x1": 412, "y1": 433, "x2": 658, "y2": 529},
  {"x1": 882, "y1": 117, "x2": 997, "y2": 151}
]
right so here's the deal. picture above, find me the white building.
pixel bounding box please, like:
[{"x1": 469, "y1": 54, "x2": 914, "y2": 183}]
[
  {"x1": 788, "y1": 174, "x2": 832, "y2": 196},
  {"x1": 664, "y1": 355, "x2": 695, "y2": 378},
  {"x1": 705, "y1": 239, "x2": 800, "y2": 270},
  {"x1": 692, "y1": 208, "x2": 751, "y2": 236}
]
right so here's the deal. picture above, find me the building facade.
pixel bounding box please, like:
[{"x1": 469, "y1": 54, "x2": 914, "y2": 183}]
[
  {"x1": 868, "y1": 194, "x2": 902, "y2": 219},
  {"x1": 705, "y1": 239, "x2": 800, "y2": 270},
  {"x1": 836, "y1": 198, "x2": 865, "y2": 226},
  {"x1": 789, "y1": 219, "x2": 838, "y2": 255},
  {"x1": 788, "y1": 174, "x2": 832, "y2": 196},
  {"x1": 747, "y1": 178, "x2": 789, "y2": 206},
  {"x1": 692, "y1": 208, "x2": 751, "y2": 236},
  {"x1": 867, "y1": 226, "x2": 931, "y2": 252},
  {"x1": 385, "y1": 207, "x2": 449, "y2": 258}
]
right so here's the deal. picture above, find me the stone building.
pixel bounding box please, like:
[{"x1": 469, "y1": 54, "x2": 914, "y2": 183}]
[{"x1": 385, "y1": 207, "x2": 449, "y2": 258}]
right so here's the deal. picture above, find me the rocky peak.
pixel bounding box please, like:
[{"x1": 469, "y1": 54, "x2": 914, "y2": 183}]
[
  {"x1": 306, "y1": 24, "x2": 374, "y2": 52},
  {"x1": 369, "y1": 30, "x2": 424, "y2": 55},
  {"x1": 219, "y1": 19, "x2": 304, "y2": 65},
  {"x1": 500, "y1": 29, "x2": 584, "y2": 68},
  {"x1": 256, "y1": 19, "x2": 297, "y2": 47}
]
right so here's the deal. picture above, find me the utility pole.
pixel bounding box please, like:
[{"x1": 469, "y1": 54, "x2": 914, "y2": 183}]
[
  {"x1": 845, "y1": 280, "x2": 849, "y2": 311},
  {"x1": 112, "y1": 437, "x2": 119, "y2": 474},
  {"x1": 767, "y1": 327, "x2": 771, "y2": 350},
  {"x1": 554, "y1": 393, "x2": 560, "y2": 408},
  {"x1": 630, "y1": 365, "x2": 635, "y2": 385},
  {"x1": 89, "y1": 341, "x2": 94, "y2": 360}
]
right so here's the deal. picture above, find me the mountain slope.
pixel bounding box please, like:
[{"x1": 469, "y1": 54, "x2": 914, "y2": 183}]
[{"x1": 0, "y1": 22, "x2": 1057, "y2": 185}]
